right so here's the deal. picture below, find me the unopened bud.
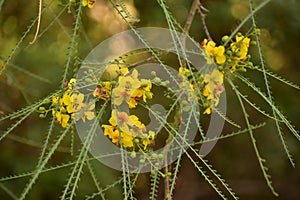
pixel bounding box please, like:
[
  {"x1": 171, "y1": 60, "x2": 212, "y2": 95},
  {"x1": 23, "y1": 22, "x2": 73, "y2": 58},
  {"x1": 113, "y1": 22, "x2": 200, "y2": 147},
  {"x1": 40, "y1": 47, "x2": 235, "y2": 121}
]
[{"x1": 222, "y1": 35, "x2": 229, "y2": 43}]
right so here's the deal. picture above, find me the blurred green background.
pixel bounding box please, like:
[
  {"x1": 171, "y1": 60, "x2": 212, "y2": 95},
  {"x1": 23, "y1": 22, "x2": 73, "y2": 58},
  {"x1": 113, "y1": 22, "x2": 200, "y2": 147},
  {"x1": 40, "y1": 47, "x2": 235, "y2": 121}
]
[{"x1": 0, "y1": 0, "x2": 300, "y2": 199}]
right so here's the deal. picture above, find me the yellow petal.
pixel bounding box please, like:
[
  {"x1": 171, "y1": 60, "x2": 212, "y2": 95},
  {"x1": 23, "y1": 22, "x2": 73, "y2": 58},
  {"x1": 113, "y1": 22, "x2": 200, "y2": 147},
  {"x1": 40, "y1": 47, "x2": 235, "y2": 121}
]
[
  {"x1": 216, "y1": 54, "x2": 226, "y2": 64},
  {"x1": 122, "y1": 132, "x2": 134, "y2": 147},
  {"x1": 86, "y1": 111, "x2": 95, "y2": 120},
  {"x1": 204, "y1": 107, "x2": 211, "y2": 115}
]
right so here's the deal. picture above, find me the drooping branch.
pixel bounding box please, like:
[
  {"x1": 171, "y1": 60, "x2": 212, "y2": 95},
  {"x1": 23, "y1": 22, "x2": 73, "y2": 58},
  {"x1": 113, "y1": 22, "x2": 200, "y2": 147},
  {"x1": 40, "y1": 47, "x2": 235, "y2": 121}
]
[{"x1": 29, "y1": 0, "x2": 42, "y2": 44}]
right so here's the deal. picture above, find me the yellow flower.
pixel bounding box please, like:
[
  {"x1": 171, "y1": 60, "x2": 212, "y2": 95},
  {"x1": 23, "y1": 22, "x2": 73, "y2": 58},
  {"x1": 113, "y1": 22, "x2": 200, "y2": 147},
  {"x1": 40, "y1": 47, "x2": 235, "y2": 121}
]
[
  {"x1": 102, "y1": 124, "x2": 120, "y2": 144},
  {"x1": 178, "y1": 66, "x2": 192, "y2": 78},
  {"x1": 112, "y1": 69, "x2": 153, "y2": 108},
  {"x1": 131, "y1": 79, "x2": 153, "y2": 103},
  {"x1": 203, "y1": 107, "x2": 212, "y2": 115},
  {"x1": 141, "y1": 79, "x2": 153, "y2": 102},
  {"x1": 67, "y1": 93, "x2": 84, "y2": 113},
  {"x1": 93, "y1": 81, "x2": 111, "y2": 100},
  {"x1": 55, "y1": 111, "x2": 70, "y2": 128},
  {"x1": 67, "y1": 78, "x2": 76, "y2": 90},
  {"x1": 202, "y1": 39, "x2": 226, "y2": 64},
  {"x1": 112, "y1": 70, "x2": 141, "y2": 107},
  {"x1": 50, "y1": 78, "x2": 96, "y2": 128},
  {"x1": 203, "y1": 69, "x2": 224, "y2": 114},
  {"x1": 51, "y1": 93, "x2": 72, "y2": 128},
  {"x1": 121, "y1": 132, "x2": 134, "y2": 148},
  {"x1": 204, "y1": 69, "x2": 224, "y2": 94},
  {"x1": 82, "y1": 0, "x2": 96, "y2": 8},
  {"x1": 142, "y1": 131, "x2": 155, "y2": 150},
  {"x1": 102, "y1": 124, "x2": 133, "y2": 148},
  {"x1": 120, "y1": 67, "x2": 129, "y2": 75},
  {"x1": 66, "y1": 93, "x2": 95, "y2": 121},
  {"x1": 62, "y1": 92, "x2": 72, "y2": 112},
  {"x1": 110, "y1": 110, "x2": 145, "y2": 136},
  {"x1": 110, "y1": 109, "x2": 131, "y2": 133},
  {"x1": 111, "y1": 109, "x2": 129, "y2": 125},
  {"x1": 52, "y1": 95, "x2": 59, "y2": 104},
  {"x1": 77, "y1": 103, "x2": 95, "y2": 122},
  {"x1": 102, "y1": 110, "x2": 133, "y2": 147},
  {"x1": 230, "y1": 35, "x2": 250, "y2": 60},
  {"x1": 129, "y1": 114, "x2": 146, "y2": 136},
  {"x1": 128, "y1": 98, "x2": 138, "y2": 108},
  {"x1": 102, "y1": 109, "x2": 153, "y2": 148}
]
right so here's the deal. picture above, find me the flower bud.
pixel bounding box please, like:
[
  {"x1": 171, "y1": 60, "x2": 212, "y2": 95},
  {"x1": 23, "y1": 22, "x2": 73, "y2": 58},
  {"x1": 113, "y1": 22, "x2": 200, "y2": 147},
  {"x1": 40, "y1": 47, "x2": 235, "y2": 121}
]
[
  {"x1": 43, "y1": 99, "x2": 51, "y2": 104},
  {"x1": 85, "y1": 78, "x2": 93, "y2": 83},
  {"x1": 255, "y1": 28, "x2": 261, "y2": 35},
  {"x1": 39, "y1": 114, "x2": 45, "y2": 118},
  {"x1": 153, "y1": 77, "x2": 161, "y2": 84},
  {"x1": 222, "y1": 35, "x2": 229, "y2": 43},
  {"x1": 130, "y1": 151, "x2": 136, "y2": 158},
  {"x1": 152, "y1": 153, "x2": 158, "y2": 159},
  {"x1": 237, "y1": 67, "x2": 247, "y2": 72},
  {"x1": 39, "y1": 107, "x2": 46, "y2": 112},
  {"x1": 151, "y1": 71, "x2": 156, "y2": 76},
  {"x1": 226, "y1": 50, "x2": 232, "y2": 56},
  {"x1": 145, "y1": 91, "x2": 153, "y2": 99},
  {"x1": 250, "y1": 41, "x2": 257, "y2": 46},
  {"x1": 235, "y1": 51, "x2": 242, "y2": 57},
  {"x1": 183, "y1": 106, "x2": 191, "y2": 112}
]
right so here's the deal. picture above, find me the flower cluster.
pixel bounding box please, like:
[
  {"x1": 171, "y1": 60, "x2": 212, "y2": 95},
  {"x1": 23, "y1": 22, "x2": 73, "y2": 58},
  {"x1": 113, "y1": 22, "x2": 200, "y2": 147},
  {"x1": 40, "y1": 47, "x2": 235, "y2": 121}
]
[
  {"x1": 93, "y1": 67, "x2": 155, "y2": 150},
  {"x1": 202, "y1": 39, "x2": 226, "y2": 65},
  {"x1": 202, "y1": 33, "x2": 253, "y2": 112},
  {"x1": 82, "y1": 0, "x2": 96, "y2": 8},
  {"x1": 102, "y1": 109, "x2": 155, "y2": 149},
  {"x1": 202, "y1": 33, "x2": 253, "y2": 72},
  {"x1": 111, "y1": 69, "x2": 153, "y2": 108},
  {"x1": 38, "y1": 66, "x2": 156, "y2": 150},
  {"x1": 178, "y1": 33, "x2": 253, "y2": 114},
  {"x1": 69, "y1": 0, "x2": 96, "y2": 10},
  {"x1": 93, "y1": 81, "x2": 112, "y2": 100},
  {"x1": 228, "y1": 34, "x2": 251, "y2": 71},
  {"x1": 38, "y1": 78, "x2": 95, "y2": 128},
  {"x1": 178, "y1": 67, "x2": 224, "y2": 114},
  {"x1": 202, "y1": 69, "x2": 224, "y2": 114},
  {"x1": 38, "y1": 32, "x2": 255, "y2": 151}
]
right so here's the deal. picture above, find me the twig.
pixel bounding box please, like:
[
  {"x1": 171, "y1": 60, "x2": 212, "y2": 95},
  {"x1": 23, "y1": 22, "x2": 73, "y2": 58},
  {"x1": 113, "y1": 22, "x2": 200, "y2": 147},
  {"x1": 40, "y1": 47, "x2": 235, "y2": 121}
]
[
  {"x1": 129, "y1": 1, "x2": 210, "y2": 70},
  {"x1": 164, "y1": 154, "x2": 170, "y2": 200},
  {"x1": 182, "y1": 0, "x2": 200, "y2": 37},
  {"x1": 29, "y1": 0, "x2": 42, "y2": 44},
  {"x1": 127, "y1": 55, "x2": 156, "y2": 68},
  {"x1": 180, "y1": 0, "x2": 200, "y2": 68},
  {"x1": 198, "y1": 0, "x2": 212, "y2": 41}
]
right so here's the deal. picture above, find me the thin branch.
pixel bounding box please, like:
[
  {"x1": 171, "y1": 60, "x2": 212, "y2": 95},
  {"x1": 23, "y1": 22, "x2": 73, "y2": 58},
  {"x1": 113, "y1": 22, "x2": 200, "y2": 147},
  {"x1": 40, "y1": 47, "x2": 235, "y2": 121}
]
[
  {"x1": 182, "y1": 0, "x2": 200, "y2": 37},
  {"x1": 164, "y1": 154, "x2": 170, "y2": 200},
  {"x1": 180, "y1": 0, "x2": 200, "y2": 68},
  {"x1": 127, "y1": 55, "x2": 156, "y2": 68},
  {"x1": 198, "y1": 0, "x2": 212, "y2": 41},
  {"x1": 29, "y1": 0, "x2": 42, "y2": 44}
]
